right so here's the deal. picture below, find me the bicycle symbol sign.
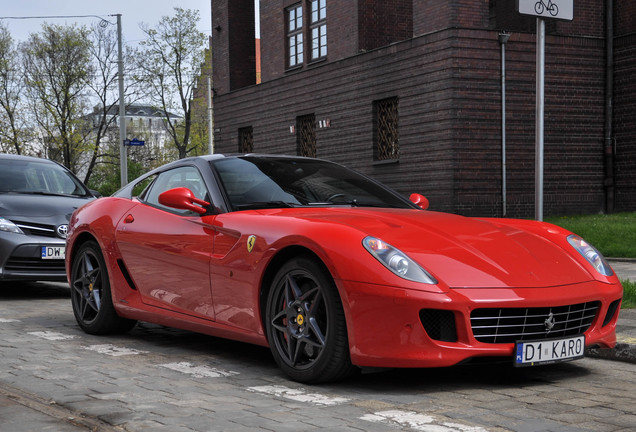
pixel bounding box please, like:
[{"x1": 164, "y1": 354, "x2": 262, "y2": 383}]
[
  {"x1": 535, "y1": 0, "x2": 558, "y2": 16},
  {"x1": 517, "y1": 0, "x2": 574, "y2": 21}
]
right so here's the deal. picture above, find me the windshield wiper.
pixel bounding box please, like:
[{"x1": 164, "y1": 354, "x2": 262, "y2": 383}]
[
  {"x1": 235, "y1": 201, "x2": 300, "y2": 210},
  {"x1": 308, "y1": 199, "x2": 395, "y2": 208}
]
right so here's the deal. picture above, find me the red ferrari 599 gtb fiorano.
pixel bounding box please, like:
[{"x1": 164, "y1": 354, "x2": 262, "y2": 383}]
[{"x1": 66, "y1": 155, "x2": 623, "y2": 383}]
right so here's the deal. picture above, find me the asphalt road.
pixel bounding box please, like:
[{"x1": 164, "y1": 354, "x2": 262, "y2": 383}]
[{"x1": 1, "y1": 281, "x2": 635, "y2": 432}]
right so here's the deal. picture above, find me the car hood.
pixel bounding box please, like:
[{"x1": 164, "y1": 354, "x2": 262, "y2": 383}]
[
  {"x1": 266, "y1": 207, "x2": 595, "y2": 288},
  {"x1": 0, "y1": 194, "x2": 93, "y2": 222}
]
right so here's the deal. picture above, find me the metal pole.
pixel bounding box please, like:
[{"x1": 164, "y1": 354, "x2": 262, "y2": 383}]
[
  {"x1": 535, "y1": 18, "x2": 545, "y2": 221},
  {"x1": 499, "y1": 32, "x2": 510, "y2": 217},
  {"x1": 116, "y1": 14, "x2": 128, "y2": 186},
  {"x1": 207, "y1": 76, "x2": 214, "y2": 154}
]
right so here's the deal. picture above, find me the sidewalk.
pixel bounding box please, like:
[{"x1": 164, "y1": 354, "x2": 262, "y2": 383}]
[{"x1": 587, "y1": 259, "x2": 636, "y2": 363}]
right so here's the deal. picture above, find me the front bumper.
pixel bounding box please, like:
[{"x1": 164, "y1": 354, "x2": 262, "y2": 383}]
[
  {"x1": 341, "y1": 279, "x2": 623, "y2": 368},
  {"x1": 0, "y1": 232, "x2": 67, "y2": 282}
]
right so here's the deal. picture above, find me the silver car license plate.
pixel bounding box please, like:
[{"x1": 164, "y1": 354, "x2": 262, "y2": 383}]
[
  {"x1": 41, "y1": 246, "x2": 66, "y2": 260},
  {"x1": 514, "y1": 335, "x2": 585, "y2": 367}
]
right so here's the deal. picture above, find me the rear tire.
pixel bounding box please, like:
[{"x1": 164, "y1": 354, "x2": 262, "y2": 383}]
[
  {"x1": 70, "y1": 241, "x2": 136, "y2": 334},
  {"x1": 265, "y1": 256, "x2": 356, "y2": 383}
]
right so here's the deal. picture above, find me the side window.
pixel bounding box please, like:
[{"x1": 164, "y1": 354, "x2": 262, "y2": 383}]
[
  {"x1": 144, "y1": 166, "x2": 208, "y2": 214},
  {"x1": 309, "y1": 0, "x2": 327, "y2": 61},
  {"x1": 132, "y1": 174, "x2": 158, "y2": 199},
  {"x1": 286, "y1": 4, "x2": 304, "y2": 68}
]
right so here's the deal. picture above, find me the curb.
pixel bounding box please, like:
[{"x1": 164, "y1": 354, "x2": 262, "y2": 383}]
[{"x1": 586, "y1": 338, "x2": 636, "y2": 364}]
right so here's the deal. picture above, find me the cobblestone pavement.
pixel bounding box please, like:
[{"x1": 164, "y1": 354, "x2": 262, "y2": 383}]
[{"x1": 1, "y1": 282, "x2": 635, "y2": 432}]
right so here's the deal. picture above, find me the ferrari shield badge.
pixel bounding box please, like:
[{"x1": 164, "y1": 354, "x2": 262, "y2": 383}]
[{"x1": 247, "y1": 235, "x2": 256, "y2": 253}]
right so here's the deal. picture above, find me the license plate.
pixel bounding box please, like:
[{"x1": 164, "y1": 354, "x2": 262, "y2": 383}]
[
  {"x1": 41, "y1": 246, "x2": 66, "y2": 260},
  {"x1": 514, "y1": 335, "x2": 585, "y2": 367}
]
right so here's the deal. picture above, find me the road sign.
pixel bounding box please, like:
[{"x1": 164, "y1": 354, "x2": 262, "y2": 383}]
[
  {"x1": 125, "y1": 138, "x2": 145, "y2": 146},
  {"x1": 518, "y1": 0, "x2": 574, "y2": 21}
]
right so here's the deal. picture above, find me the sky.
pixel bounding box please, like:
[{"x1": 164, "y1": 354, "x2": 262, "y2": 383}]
[{"x1": 0, "y1": 0, "x2": 214, "y2": 46}]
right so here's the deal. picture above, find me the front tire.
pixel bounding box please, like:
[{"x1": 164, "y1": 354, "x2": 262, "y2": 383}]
[
  {"x1": 265, "y1": 256, "x2": 356, "y2": 383},
  {"x1": 70, "y1": 241, "x2": 136, "y2": 334}
]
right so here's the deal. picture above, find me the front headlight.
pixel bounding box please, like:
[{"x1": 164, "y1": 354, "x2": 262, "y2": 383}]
[
  {"x1": 0, "y1": 217, "x2": 24, "y2": 234},
  {"x1": 567, "y1": 234, "x2": 613, "y2": 277},
  {"x1": 363, "y1": 236, "x2": 437, "y2": 284}
]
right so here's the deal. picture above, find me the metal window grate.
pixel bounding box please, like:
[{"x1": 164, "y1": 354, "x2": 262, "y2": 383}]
[
  {"x1": 296, "y1": 114, "x2": 316, "y2": 157},
  {"x1": 238, "y1": 126, "x2": 253, "y2": 153},
  {"x1": 375, "y1": 97, "x2": 399, "y2": 161},
  {"x1": 470, "y1": 302, "x2": 600, "y2": 344}
]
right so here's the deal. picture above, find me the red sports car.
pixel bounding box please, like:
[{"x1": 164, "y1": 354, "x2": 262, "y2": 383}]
[{"x1": 66, "y1": 155, "x2": 623, "y2": 383}]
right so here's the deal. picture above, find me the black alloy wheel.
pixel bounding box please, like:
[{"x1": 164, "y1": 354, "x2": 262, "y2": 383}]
[
  {"x1": 70, "y1": 241, "x2": 136, "y2": 334},
  {"x1": 266, "y1": 256, "x2": 356, "y2": 383}
]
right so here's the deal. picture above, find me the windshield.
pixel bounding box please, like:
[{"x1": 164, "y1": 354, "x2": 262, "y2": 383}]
[
  {"x1": 0, "y1": 159, "x2": 89, "y2": 197},
  {"x1": 212, "y1": 156, "x2": 415, "y2": 211}
]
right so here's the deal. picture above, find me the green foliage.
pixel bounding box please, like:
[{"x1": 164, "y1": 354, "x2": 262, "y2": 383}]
[
  {"x1": 138, "y1": 7, "x2": 208, "y2": 159},
  {"x1": 22, "y1": 23, "x2": 94, "y2": 171},
  {"x1": 546, "y1": 212, "x2": 636, "y2": 309},
  {"x1": 545, "y1": 212, "x2": 636, "y2": 258},
  {"x1": 87, "y1": 160, "x2": 148, "y2": 197},
  {"x1": 622, "y1": 279, "x2": 636, "y2": 309}
]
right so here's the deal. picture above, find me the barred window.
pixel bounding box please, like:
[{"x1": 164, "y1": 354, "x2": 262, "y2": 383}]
[
  {"x1": 296, "y1": 114, "x2": 316, "y2": 157},
  {"x1": 238, "y1": 126, "x2": 253, "y2": 153},
  {"x1": 310, "y1": 0, "x2": 327, "y2": 61},
  {"x1": 374, "y1": 97, "x2": 399, "y2": 161},
  {"x1": 287, "y1": 4, "x2": 304, "y2": 68}
]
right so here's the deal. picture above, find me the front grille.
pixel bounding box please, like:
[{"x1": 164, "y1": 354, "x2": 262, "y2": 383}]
[
  {"x1": 14, "y1": 221, "x2": 58, "y2": 238},
  {"x1": 5, "y1": 257, "x2": 66, "y2": 273},
  {"x1": 471, "y1": 302, "x2": 600, "y2": 344}
]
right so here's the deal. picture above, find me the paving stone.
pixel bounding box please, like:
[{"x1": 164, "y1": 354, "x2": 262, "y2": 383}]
[{"x1": 2, "y1": 289, "x2": 636, "y2": 432}]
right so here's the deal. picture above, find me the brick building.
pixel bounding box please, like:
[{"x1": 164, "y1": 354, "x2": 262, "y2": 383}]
[{"x1": 210, "y1": 0, "x2": 635, "y2": 218}]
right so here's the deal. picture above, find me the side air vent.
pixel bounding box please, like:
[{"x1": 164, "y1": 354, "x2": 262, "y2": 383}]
[
  {"x1": 117, "y1": 259, "x2": 137, "y2": 290},
  {"x1": 602, "y1": 299, "x2": 621, "y2": 327},
  {"x1": 419, "y1": 309, "x2": 458, "y2": 342}
]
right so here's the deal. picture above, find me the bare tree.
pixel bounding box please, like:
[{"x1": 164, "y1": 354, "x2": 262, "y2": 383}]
[
  {"x1": 81, "y1": 20, "x2": 143, "y2": 185},
  {"x1": 0, "y1": 23, "x2": 29, "y2": 155},
  {"x1": 138, "y1": 8, "x2": 208, "y2": 159},
  {"x1": 21, "y1": 23, "x2": 93, "y2": 171}
]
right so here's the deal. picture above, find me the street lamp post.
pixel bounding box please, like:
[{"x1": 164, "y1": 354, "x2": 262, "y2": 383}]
[{"x1": 115, "y1": 14, "x2": 127, "y2": 186}]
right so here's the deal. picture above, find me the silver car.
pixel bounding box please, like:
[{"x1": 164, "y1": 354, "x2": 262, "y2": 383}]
[{"x1": 0, "y1": 154, "x2": 96, "y2": 282}]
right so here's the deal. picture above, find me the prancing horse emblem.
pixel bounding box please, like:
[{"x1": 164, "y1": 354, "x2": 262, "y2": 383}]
[
  {"x1": 247, "y1": 235, "x2": 256, "y2": 253},
  {"x1": 544, "y1": 312, "x2": 556, "y2": 334}
]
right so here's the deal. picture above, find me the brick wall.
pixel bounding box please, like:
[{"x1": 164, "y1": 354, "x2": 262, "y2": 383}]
[
  {"x1": 259, "y1": 0, "x2": 290, "y2": 82},
  {"x1": 357, "y1": 0, "x2": 412, "y2": 51},
  {"x1": 614, "y1": 1, "x2": 636, "y2": 211},
  {"x1": 228, "y1": 0, "x2": 256, "y2": 90},
  {"x1": 213, "y1": 34, "x2": 457, "y2": 211},
  {"x1": 211, "y1": 0, "x2": 635, "y2": 217},
  {"x1": 211, "y1": 1, "x2": 229, "y2": 94},
  {"x1": 211, "y1": 0, "x2": 255, "y2": 93}
]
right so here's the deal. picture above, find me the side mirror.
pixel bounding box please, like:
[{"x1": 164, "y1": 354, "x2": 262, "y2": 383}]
[
  {"x1": 159, "y1": 187, "x2": 210, "y2": 215},
  {"x1": 409, "y1": 193, "x2": 429, "y2": 210}
]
